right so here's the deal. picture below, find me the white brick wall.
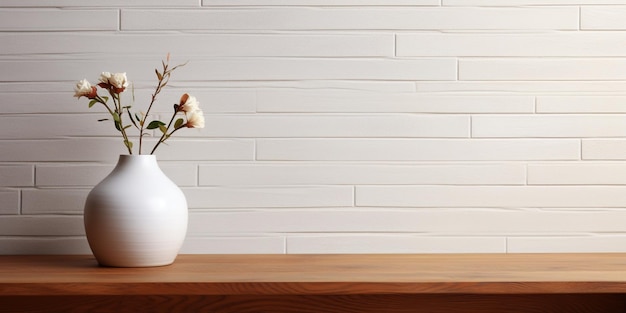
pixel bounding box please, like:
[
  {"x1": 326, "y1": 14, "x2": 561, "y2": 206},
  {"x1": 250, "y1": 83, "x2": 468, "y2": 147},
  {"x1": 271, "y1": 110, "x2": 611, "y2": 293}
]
[{"x1": 3, "y1": 1, "x2": 626, "y2": 255}]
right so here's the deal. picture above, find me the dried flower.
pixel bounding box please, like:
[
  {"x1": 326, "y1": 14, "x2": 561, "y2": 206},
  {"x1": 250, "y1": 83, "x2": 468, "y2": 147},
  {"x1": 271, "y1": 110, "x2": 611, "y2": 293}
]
[
  {"x1": 98, "y1": 72, "x2": 128, "y2": 93},
  {"x1": 73, "y1": 79, "x2": 97, "y2": 99},
  {"x1": 74, "y1": 56, "x2": 202, "y2": 155},
  {"x1": 178, "y1": 93, "x2": 200, "y2": 113},
  {"x1": 98, "y1": 72, "x2": 112, "y2": 85},
  {"x1": 186, "y1": 109, "x2": 205, "y2": 128}
]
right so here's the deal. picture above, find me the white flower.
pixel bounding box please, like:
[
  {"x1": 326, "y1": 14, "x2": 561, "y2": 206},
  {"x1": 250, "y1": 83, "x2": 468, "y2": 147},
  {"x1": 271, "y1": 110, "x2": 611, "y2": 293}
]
[
  {"x1": 179, "y1": 93, "x2": 199, "y2": 112},
  {"x1": 73, "y1": 79, "x2": 96, "y2": 99},
  {"x1": 109, "y1": 72, "x2": 128, "y2": 89},
  {"x1": 98, "y1": 72, "x2": 128, "y2": 92},
  {"x1": 186, "y1": 109, "x2": 205, "y2": 128},
  {"x1": 98, "y1": 72, "x2": 112, "y2": 85}
]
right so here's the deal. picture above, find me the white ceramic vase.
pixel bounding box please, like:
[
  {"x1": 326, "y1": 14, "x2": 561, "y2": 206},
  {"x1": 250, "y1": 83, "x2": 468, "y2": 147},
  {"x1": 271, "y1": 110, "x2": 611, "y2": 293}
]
[{"x1": 84, "y1": 155, "x2": 188, "y2": 267}]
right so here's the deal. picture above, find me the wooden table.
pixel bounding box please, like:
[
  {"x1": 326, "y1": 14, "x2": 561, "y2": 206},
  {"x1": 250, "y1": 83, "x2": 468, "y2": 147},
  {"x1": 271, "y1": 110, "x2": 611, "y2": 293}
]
[{"x1": 2, "y1": 254, "x2": 626, "y2": 312}]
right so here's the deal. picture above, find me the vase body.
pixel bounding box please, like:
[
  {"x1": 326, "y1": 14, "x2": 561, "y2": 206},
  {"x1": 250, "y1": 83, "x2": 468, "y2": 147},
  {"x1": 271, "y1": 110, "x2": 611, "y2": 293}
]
[{"x1": 84, "y1": 155, "x2": 188, "y2": 267}]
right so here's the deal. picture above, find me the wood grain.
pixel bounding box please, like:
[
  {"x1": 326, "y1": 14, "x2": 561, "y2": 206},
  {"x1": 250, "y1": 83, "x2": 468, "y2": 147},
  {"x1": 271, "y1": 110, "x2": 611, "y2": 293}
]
[
  {"x1": 1, "y1": 294, "x2": 625, "y2": 313},
  {"x1": 2, "y1": 254, "x2": 626, "y2": 312}
]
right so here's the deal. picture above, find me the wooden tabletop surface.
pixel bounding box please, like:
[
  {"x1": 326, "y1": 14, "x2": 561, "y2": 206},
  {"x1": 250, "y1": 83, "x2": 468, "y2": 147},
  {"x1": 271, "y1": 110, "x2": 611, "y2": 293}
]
[{"x1": 2, "y1": 253, "x2": 626, "y2": 296}]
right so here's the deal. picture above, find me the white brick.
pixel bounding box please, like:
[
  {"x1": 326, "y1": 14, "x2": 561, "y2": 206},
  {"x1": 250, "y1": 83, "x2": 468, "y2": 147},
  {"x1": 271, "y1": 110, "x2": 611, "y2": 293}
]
[
  {"x1": 0, "y1": 190, "x2": 19, "y2": 214},
  {"x1": 0, "y1": 89, "x2": 255, "y2": 114},
  {"x1": 460, "y1": 58, "x2": 626, "y2": 81},
  {"x1": 528, "y1": 163, "x2": 626, "y2": 185},
  {"x1": 252, "y1": 81, "x2": 416, "y2": 92},
  {"x1": 155, "y1": 139, "x2": 255, "y2": 161},
  {"x1": 0, "y1": 139, "x2": 121, "y2": 163},
  {"x1": 583, "y1": 139, "x2": 626, "y2": 160},
  {"x1": 1, "y1": 58, "x2": 457, "y2": 82},
  {"x1": 473, "y1": 115, "x2": 626, "y2": 138},
  {"x1": 188, "y1": 209, "x2": 626, "y2": 233},
  {"x1": 122, "y1": 7, "x2": 578, "y2": 31},
  {"x1": 445, "y1": 0, "x2": 626, "y2": 5},
  {"x1": 398, "y1": 32, "x2": 626, "y2": 57},
  {"x1": 537, "y1": 96, "x2": 626, "y2": 113},
  {"x1": 0, "y1": 92, "x2": 79, "y2": 114},
  {"x1": 0, "y1": 82, "x2": 97, "y2": 93},
  {"x1": 0, "y1": 138, "x2": 254, "y2": 162},
  {"x1": 356, "y1": 186, "x2": 626, "y2": 208},
  {"x1": 199, "y1": 163, "x2": 526, "y2": 186},
  {"x1": 185, "y1": 186, "x2": 354, "y2": 208},
  {"x1": 418, "y1": 81, "x2": 626, "y2": 93},
  {"x1": 203, "y1": 0, "x2": 439, "y2": 5},
  {"x1": 0, "y1": 216, "x2": 84, "y2": 236},
  {"x1": 0, "y1": 0, "x2": 199, "y2": 6},
  {"x1": 36, "y1": 164, "x2": 197, "y2": 187},
  {"x1": 0, "y1": 9, "x2": 118, "y2": 31},
  {"x1": 0, "y1": 33, "x2": 393, "y2": 57},
  {"x1": 257, "y1": 90, "x2": 534, "y2": 113},
  {"x1": 181, "y1": 236, "x2": 285, "y2": 254},
  {"x1": 508, "y1": 236, "x2": 626, "y2": 253},
  {"x1": 36, "y1": 166, "x2": 113, "y2": 187},
  {"x1": 22, "y1": 189, "x2": 87, "y2": 214},
  {"x1": 581, "y1": 6, "x2": 626, "y2": 30},
  {"x1": 0, "y1": 114, "x2": 117, "y2": 139},
  {"x1": 0, "y1": 237, "x2": 90, "y2": 255},
  {"x1": 257, "y1": 139, "x2": 580, "y2": 161},
  {"x1": 196, "y1": 114, "x2": 469, "y2": 138},
  {"x1": 172, "y1": 81, "x2": 416, "y2": 93},
  {"x1": 287, "y1": 235, "x2": 505, "y2": 254},
  {"x1": 0, "y1": 165, "x2": 33, "y2": 187}
]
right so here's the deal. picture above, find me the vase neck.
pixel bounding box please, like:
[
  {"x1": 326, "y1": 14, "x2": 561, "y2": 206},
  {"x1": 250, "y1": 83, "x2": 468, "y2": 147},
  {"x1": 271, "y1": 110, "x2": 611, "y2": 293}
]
[{"x1": 114, "y1": 154, "x2": 159, "y2": 171}]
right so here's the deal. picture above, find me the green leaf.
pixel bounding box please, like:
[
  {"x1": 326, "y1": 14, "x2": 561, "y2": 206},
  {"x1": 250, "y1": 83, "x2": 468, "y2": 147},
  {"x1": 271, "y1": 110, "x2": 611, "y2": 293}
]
[
  {"x1": 136, "y1": 113, "x2": 145, "y2": 126},
  {"x1": 159, "y1": 125, "x2": 168, "y2": 134},
  {"x1": 174, "y1": 118, "x2": 184, "y2": 129},
  {"x1": 112, "y1": 112, "x2": 121, "y2": 123},
  {"x1": 123, "y1": 124, "x2": 132, "y2": 130},
  {"x1": 102, "y1": 96, "x2": 109, "y2": 103},
  {"x1": 146, "y1": 120, "x2": 166, "y2": 130},
  {"x1": 88, "y1": 99, "x2": 97, "y2": 108},
  {"x1": 126, "y1": 110, "x2": 139, "y2": 130},
  {"x1": 124, "y1": 140, "x2": 133, "y2": 150},
  {"x1": 114, "y1": 120, "x2": 122, "y2": 131}
]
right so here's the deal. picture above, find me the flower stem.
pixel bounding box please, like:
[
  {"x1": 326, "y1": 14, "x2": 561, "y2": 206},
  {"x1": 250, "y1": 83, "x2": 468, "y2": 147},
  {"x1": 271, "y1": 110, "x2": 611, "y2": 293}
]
[
  {"x1": 150, "y1": 108, "x2": 183, "y2": 155},
  {"x1": 111, "y1": 91, "x2": 133, "y2": 155},
  {"x1": 139, "y1": 62, "x2": 171, "y2": 154},
  {"x1": 94, "y1": 94, "x2": 132, "y2": 154},
  {"x1": 95, "y1": 95, "x2": 114, "y2": 116}
]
